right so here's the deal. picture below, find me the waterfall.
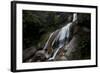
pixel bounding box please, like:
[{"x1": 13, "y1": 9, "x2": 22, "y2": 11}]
[
  {"x1": 73, "y1": 13, "x2": 77, "y2": 22},
  {"x1": 43, "y1": 13, "x2": 78, "y2": 60},
  {"x1": 53, "y1": 13, "x2": 77, "y2": 49}
]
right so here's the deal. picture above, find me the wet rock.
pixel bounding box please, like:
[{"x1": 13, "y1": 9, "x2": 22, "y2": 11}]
[
  {"x1": 23, "y1": 47, "x2": 37, "y2": 62},
  {"x1": 63, "y1": 27, "x2": 90, "y2": 60},
  {"x1": 31, "y1": 50, "x2": 47, "y2": 62}
]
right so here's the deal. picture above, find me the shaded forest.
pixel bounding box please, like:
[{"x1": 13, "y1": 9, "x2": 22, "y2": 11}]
[{"x1": 23, "y1": 10, "x2": 91, "y2": 62}]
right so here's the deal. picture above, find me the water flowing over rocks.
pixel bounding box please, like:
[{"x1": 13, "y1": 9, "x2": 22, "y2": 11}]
[{"x1": 23, "y1": 11, "x2": 91, "y2": 62}]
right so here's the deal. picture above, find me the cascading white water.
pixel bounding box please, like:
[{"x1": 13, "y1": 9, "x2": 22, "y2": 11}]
[
  {"x1": 52, "y1": 13, "x2": 78, "y2": 49},
  {"x1": 73, "y1": 13, "x2": 77, "y2": 22},
  {"x1": 43, "y1": 13, "x2": 78, "y2": 60}
]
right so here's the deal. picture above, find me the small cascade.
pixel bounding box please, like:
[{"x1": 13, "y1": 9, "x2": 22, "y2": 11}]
[
  {"x1": 43, "y1": 32, "x2": 54, "y2": 50},
  {"x1": 43, "y1": 13, "x2": 78, "y2": 60}
]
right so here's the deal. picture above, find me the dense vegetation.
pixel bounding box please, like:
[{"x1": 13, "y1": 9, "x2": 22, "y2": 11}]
[{"x1": 23, "y1": 10, "x2": 74, "y2": 49}]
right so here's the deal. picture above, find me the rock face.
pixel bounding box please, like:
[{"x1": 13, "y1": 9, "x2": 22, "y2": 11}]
[{"x1": 54, "y1": 26, "x2": 91, "y2": 61}]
